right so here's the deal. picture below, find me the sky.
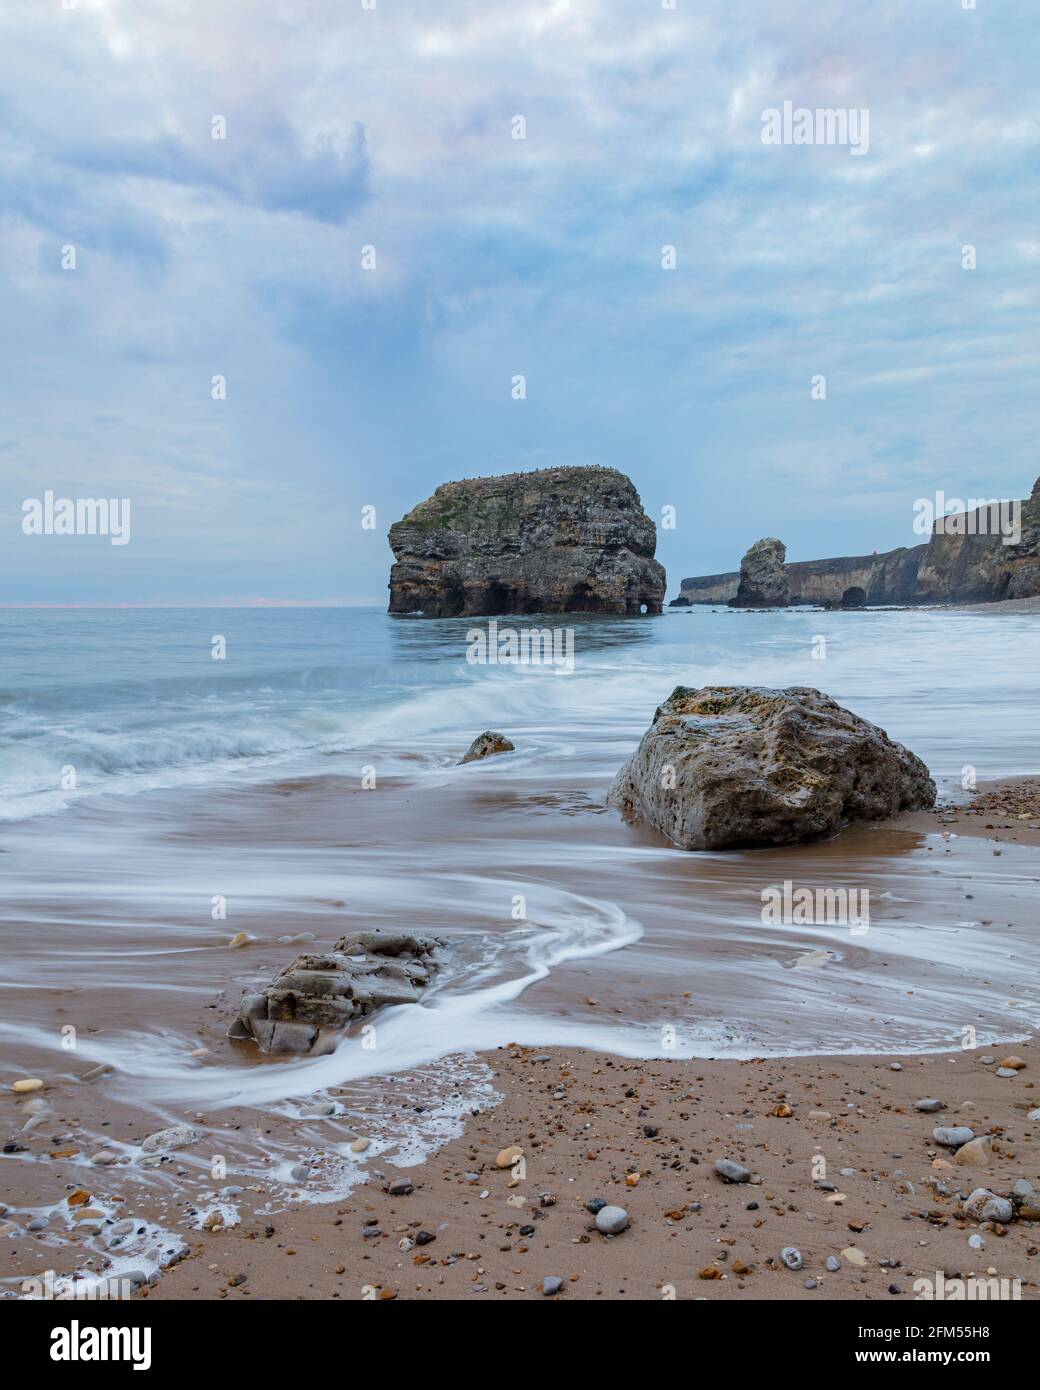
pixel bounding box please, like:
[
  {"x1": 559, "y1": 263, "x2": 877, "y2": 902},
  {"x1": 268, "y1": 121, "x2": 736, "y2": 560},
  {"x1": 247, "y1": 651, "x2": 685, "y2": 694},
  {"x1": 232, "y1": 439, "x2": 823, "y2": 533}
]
[{"x1": 1, "y1": 0, "x2": 1038, "y2": 605}]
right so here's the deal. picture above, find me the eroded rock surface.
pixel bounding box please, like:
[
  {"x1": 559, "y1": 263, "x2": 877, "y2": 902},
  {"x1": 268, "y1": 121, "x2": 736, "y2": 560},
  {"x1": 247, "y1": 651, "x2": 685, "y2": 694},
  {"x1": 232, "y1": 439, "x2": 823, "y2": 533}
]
[
  {"x1": 230, "y1": 930, "x2": 443, "y2": 1055},
  {"x1": 388, "y1": 466, "x2": 665, "y2": 617},
  {"x1": 608, "y1": 685, "x2": 935, "y2": 850}
]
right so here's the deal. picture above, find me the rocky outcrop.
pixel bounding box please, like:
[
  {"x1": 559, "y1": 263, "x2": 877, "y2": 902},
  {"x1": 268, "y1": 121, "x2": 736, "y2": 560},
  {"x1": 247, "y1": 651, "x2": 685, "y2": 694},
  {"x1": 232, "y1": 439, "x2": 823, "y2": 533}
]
[
  {"x1": 915, "y1": 479, "x2": 1040, "y2": 603},
  {"x1": 388, "y1": 467, "x2": 666, "y2": 617},
  {"x1": 674, "y1": 474, "x2": 1040, "y2": 607},
  {"x1": 730, "y1": 538, "x2": 788, "y2": 608},
  {"x1": 459, "y1": 731, "x2": 515, "y2": 765},
  {"x1": 229, "y1": 931, "x2": 443, "y2": 1055},
  {"x1": 677, "y1": 547, "x2": 926, "y2": 606},
  {"x1": 608, "y1": 685, "x2": 935, "y2": 850}
]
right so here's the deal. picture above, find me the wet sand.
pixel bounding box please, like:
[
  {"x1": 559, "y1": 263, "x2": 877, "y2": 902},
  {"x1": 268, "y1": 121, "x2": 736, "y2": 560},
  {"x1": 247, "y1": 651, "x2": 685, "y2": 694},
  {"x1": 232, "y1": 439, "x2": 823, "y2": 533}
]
[{"x1": 3, "y1": 776, "x2": 1039, "y2": 1300}]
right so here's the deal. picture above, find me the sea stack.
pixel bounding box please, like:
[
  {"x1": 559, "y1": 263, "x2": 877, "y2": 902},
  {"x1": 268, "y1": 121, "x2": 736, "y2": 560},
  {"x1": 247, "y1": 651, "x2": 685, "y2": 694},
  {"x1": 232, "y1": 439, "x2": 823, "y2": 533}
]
[
  {"x1": 730, "y1": 537, "x2": 789, "y2": 608},
  {"x1": 388, "y1": 466, "x2": 666, "y2": 617}
]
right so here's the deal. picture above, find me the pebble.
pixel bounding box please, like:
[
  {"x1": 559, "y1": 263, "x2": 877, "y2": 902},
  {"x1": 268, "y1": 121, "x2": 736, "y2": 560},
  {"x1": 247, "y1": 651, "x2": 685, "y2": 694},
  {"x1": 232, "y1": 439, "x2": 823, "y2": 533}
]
[
  {"x1": 140, "y1": 1125, "x2": 200, "y2": 1155},
  {"x1": 953, "y1": 1137, "x2": 992, "y2": 1166},
  {"x1": 998, "y1": 1056, "x2": 1026, "y2": 1070},
  {"x1": 839, "y1": 1168, "x2": 856, "y2": 1178},
  {"x1": 495, "y1": 1145, "x2": 524, "y2": 1169},
  {"x1": 968, "y1": 1234, "x2": 985, "y2": 1250},
  {"x1": 351, "y1": 1138, "x2": 371, "y2": 1153},
  {"x1": 889, "y1": 1062, "x2": 902, "y2": 1071},
  {"x1": 995, "y1": 1068, "x2": 1018, "y2": 1079},
  {"x1": 110, "y1": 1218, "x2": 137, "y2": 1235},
  {"x1": 586, "y1": 1197, "x2": 607, "y2": 1214},
  {"x1": 804, "y1": 1278, "x2": 817, "y2": 1290},
  {"x1": 980, "y1": 1197, "x2": 1013, "y2": 1223},
  {"x1": 933, "y1": 1126, "x2": 974, "y2": 1148},
  {"x1": 594, "y1": 1205, "x2": 629, "y2": 1235},
  {"x1": 89, "y1": 1151, "x2": 120, "y2": 1166},
  {"x1": 841, "y1": 1247, "x2": 868, "y2": 1267},
  {"x1": 10, "y1": 1079, "x2": 43, "y2": 1094},
  {"x1": 780, "y1": 1246, "x2": 803, "y2": 1270},
  {"x1": 290, "y1": 1164, "x2": 312, "y2": 1182},
  {"x1": 26, "y1": 1217, "x2": 48, "y2": 1231},
  {"x1": 825, "y1": 1255, "x2": 841, "y2": 1272},
  {"x1": 915, "y1": 1098, "x2": 943, "y2": 1112},
  {"x1": 300, "y1": 1103, "x2": 336, "y2": 1117},
  {"x1": 714, "y1": 1158, "x2": 750, "y2": 1183},
  {"x1": 387, "y1": 1179, "x2": 413, "y2": 1196},
  {"x1": 542, "y1": 1276, "x2": 563, "y2": 1296}
]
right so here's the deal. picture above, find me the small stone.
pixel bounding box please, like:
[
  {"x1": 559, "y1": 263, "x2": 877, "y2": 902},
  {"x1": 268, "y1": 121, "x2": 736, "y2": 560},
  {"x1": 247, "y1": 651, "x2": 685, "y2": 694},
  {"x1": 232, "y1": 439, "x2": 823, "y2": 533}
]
[
  {"x1": 89, "y1": 1151, "x2": 119, "y2": 1166},
  {"x1": 594, "y1": 1205, "x2": 629, "y2": 1235},
  {"x1": 290, "y1": 1164, "x2": 312, "y2": 1182},
  {"x1": 300, "y1": 1102, "x2": 336, "y2": 1117},
  {"x1": 714, "y1": 1158, "x2": 750, "y2": 1183},
  {"x1": 804, "y1": 1278, "x2": 817, "y2": 1290},
  {"x1": 351, "y1": 1138, "x2": 371, "y2": 1153},
  {"x1": 968, "y1": 1234, "x2": 985, "y2": 1250},
  {"x1": 997, "y1": 1056, "x2": 1026, "y2": 1070},
  {"x1": 980, "y1": 1197, "x2": 1013, "y2": 1223},
  {"x1": 841, "y1": 1247, "x2": 869, "y2": 1268},
  {"x1": 140, "y1": 1125, "x2": 200, "y2": 1154},
  {"x1": 932, "y1": 1126, "x2": 974, "y2": 1148},
  {"x1": 495, "y1": 1145, "x2": 524, "y2": 1169},
  {"x1": 542, "y1": 1276, "x2": 563, "y2": 1296},
  {"x1": 954, "y1": 1137, "x2": 992, "y2": 1167},
  {"x1": 825, "y1": 1255, "x2": 841, "y2": 1272},
  {"x1": 387, "y1": 1179, "x2": 413, "y2": 1196},
  {"x1": 995, "y1": 1068, "x2": 1018, "y2": 1079},
  {"x1": 227, "y1": 932, "x2": 250, "y2": 948},
  {"x1": 586, "y1": 1197, "x2": 607, "y2": 1214},
  {"x1": 780, "y1": 1246, "x2": 803, "y2": 1270},
  {"x1": 889, "y1": 1062, "x2": 903, "y2": 1071},
  {"x1": 915, "y1": 1099, "x2": 943, "y2": 1112},
  {"x1": 11, "y1": 1079, "x2": 44, "y2": 1094},
  {"x1": 26, "y1": 1217, "x2": 48, "y2": 1231}
]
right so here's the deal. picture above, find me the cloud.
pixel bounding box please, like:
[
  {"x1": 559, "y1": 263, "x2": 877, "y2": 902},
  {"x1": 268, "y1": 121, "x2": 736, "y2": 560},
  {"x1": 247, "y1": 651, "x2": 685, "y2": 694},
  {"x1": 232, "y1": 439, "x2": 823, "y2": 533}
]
[{"x1": 1, "y1": 0, "x2": 1039, "y2": 602}]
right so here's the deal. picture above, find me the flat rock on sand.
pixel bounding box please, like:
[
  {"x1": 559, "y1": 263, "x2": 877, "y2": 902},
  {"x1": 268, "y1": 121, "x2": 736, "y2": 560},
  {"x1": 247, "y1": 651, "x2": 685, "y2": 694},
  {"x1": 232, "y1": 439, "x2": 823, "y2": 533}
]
[{"x1": 608, "y1": 685, "x2": 935, "y2": 850}]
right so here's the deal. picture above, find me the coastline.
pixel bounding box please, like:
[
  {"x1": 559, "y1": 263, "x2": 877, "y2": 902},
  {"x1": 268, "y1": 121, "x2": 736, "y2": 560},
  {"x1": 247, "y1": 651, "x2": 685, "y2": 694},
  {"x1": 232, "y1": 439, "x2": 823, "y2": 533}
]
[
  {"x1": 4, "y1": 776, "x2": 1039, "y2": 1302},
  {"x1": 147, "y1": 782, "x2": 1040, "y2": 1301}
]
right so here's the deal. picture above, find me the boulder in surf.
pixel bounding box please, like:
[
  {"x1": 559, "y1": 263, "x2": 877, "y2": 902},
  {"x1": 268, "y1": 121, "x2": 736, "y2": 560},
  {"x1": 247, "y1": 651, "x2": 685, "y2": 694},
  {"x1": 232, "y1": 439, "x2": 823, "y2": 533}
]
[
  {"x1": 608, "y1": 685, "x2": 935, "y2": 850},
  {"x1": 230, "y1": 930, "x2": 444, "y2": 1055}
]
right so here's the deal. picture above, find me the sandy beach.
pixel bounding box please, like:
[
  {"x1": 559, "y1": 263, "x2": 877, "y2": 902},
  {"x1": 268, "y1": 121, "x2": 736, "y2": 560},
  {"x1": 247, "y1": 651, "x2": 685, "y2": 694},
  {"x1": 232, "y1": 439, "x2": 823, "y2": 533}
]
[{"x1": 4, "y1": 777, "x2": 1038, "y2": 1303}]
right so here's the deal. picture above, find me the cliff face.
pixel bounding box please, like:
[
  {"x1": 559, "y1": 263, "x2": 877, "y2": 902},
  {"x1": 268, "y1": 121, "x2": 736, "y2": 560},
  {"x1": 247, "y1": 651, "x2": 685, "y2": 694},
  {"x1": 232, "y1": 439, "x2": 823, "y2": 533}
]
[
  {"x1": 676, "y1": 546, "x2": 926, "y2": 606},
  {"x1": 388, "y1": 466, "x2": 666, "y2": 617},
  {"x1": 915, "y1": 479, "x2": 1040, "y2": 602}
]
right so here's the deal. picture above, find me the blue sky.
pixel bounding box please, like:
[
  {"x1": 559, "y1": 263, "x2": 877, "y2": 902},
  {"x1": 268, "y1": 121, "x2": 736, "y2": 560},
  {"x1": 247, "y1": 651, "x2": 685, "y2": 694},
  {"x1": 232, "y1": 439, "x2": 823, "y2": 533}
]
[{"x1": 2, "y1": 0, "x2": 1038, "y2": 604}]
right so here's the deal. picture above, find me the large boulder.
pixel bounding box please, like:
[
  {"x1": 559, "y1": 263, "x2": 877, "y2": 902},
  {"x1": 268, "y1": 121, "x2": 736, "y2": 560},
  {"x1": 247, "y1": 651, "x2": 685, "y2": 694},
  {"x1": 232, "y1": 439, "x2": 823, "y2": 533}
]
[
  {"x1": 730, "y1": 538, "x2": 789, "y2": 608},
  {"x1": 388, "y1": 466, "x2": 666, "y2": 617},
  {"x1": 229, "y1": 930, "x2": 443, "y2": 1055},
  {"x1": 608, "y1": 686, "x2": 935, "y2": 850}
]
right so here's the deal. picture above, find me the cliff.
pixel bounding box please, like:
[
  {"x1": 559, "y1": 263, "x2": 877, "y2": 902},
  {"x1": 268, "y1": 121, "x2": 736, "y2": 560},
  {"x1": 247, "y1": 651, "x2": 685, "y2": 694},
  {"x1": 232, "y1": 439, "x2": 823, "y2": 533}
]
[
  {"x1": 675, "y1": 546, "x2": 926, "y2": 606},
  {"x1": 388, "y1": 467, "x2": 666, "y2": 617},
  {"x1": 675, "y1": 475, "x2": 1039, "y2": 607}
]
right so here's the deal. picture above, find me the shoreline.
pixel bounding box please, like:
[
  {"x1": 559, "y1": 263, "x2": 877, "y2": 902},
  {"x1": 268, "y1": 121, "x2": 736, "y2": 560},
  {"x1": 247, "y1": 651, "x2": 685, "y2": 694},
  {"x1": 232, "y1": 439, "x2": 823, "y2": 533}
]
[
  {"x1": 138, "y1": 781, "x2": 1040, "y2": 1300},
  {"x1": 4, "y1": 777, "x2": 1039, "y2": 1302}
]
